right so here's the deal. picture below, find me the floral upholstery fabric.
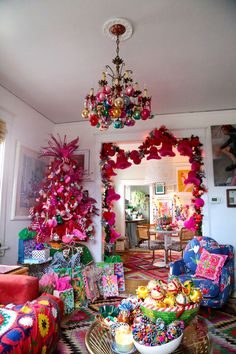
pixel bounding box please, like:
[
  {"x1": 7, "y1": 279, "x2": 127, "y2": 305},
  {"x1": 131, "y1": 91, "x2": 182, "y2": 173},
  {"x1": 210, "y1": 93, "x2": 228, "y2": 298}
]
[
  {"x1": 170, "y1": 236, "x2": 234, "y2": 308},
  {"x1": 0, "y1": 294, "x2": 62, "y2": 354}
]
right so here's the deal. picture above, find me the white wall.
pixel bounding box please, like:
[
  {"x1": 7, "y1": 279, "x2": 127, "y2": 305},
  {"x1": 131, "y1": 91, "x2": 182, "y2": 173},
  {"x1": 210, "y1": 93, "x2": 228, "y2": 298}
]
[
  {"x1": 0, "y1": 86, "x2": 54, "y2": 264},
  {"x1": 54, "y1": 109, "x2": 236, "y2": 265}
]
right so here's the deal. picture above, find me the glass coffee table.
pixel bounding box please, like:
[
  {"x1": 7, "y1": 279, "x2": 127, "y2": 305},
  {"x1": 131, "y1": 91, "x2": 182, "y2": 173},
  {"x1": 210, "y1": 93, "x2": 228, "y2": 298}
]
[{"x1": 85, "y1": 316, "x2": 211, "y2": 354}]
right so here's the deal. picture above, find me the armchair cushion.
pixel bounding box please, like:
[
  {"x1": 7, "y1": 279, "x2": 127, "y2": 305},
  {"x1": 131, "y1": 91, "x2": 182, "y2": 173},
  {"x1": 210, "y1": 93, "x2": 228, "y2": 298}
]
[
  {"x1": 194, "y1": 249, "x2": 228, "y2": 282},
  {"x1": 183, "y1": 236, "x2": 226, "y2": 273}
]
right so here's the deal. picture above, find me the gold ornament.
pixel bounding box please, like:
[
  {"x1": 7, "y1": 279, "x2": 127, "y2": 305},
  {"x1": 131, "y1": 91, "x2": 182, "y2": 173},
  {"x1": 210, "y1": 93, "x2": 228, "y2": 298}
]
[
  {"x1": 189, "y1": 288, "x2": 202, "y2": 303},
  {"x1": 112, "y1": 107, "x2": 121, "y2": 118},
  {"x1": 81, "y1": 108, "x2": 89, "y2": 118},
  {"x1": 114, "y1": 97, "x2": 124, "y2": 108}
]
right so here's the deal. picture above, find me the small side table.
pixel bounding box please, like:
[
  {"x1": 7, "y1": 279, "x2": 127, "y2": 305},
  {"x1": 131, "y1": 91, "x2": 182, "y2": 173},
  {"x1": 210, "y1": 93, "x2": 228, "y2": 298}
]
[
  {"x1": 10, "y1": 266, "x2": 29, "y2": 275},
  {"x1": 0, "y1": 265, "x2": 29, "y2": 275}
]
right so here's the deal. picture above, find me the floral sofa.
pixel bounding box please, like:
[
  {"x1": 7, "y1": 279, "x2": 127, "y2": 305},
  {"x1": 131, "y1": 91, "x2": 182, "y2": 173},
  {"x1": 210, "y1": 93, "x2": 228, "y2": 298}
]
[
  {"x1": 0, "y1": 274, "x2": 63, "y2": 354},
  {"x1": 170, "y1": 236, "x2": 234, "y2": 308}
]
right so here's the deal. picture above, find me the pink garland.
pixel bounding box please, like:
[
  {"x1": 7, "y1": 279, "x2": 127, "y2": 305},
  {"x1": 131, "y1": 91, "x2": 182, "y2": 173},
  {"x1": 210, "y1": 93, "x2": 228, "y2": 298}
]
[{"x1": 100, "y1": 126, "x2": 207, "y2": 244}]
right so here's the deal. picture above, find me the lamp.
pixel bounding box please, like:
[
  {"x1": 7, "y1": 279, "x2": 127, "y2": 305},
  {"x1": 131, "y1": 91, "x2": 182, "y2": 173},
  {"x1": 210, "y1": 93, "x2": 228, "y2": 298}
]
[{"x1": 82, "y1": 18, "x2": 152, "y2": 130}]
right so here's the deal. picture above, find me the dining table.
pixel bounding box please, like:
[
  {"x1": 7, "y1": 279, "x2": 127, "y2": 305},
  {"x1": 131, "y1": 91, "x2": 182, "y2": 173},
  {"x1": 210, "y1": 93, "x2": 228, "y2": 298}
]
[{"x1": 154, "y1": 229, "x2": 180, "y2": 267}]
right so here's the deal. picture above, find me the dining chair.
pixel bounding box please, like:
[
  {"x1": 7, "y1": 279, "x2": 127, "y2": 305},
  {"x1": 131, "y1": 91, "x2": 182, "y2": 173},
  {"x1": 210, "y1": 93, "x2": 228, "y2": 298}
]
[
  {"x1": 137, "y1": 224, "x2": 165, "y2": 263},
  {"x1": 167, "y1": 227, "x2": 195, "y2": 261}
]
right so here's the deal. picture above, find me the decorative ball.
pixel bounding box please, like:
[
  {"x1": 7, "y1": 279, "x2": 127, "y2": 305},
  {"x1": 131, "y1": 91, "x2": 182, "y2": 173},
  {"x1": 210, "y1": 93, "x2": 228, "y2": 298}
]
[
  {"x1": 103, "y1": 101, "x2": 111, "y2": 109},
  {"x1": 81, "y1": 108, "x2": 89, "y2": 118},
  {"x1": 123, "y1": 95, "x2": 131, "y2": 106},
  {"x1": 141, "y1": 109, "x2": 151, "y2": 120},
  {"x1": 133, "y1": 110, "x2": 141, "y2": 120},
  {"x1": 114, "y1": 120, "x2": 123, "y2": 129},
  {"x1": 97, "y1": 92, "x2": 105, "y2": 102},
  {"x1": 125, "y1": 118, "x2": 135, "y2": 127},
  {"x1": 107, "y1": 97, "x2": 113, "y2": 106},
  {"x1": 114, "y1": 97, "x2": 124, "y2": 108},
  {"x1": 189, "y1": 289, "x2": 202, "y2": 303},
  {"x1": 125, "y1": 86, "x2": 134, "y2": 96},
  {"x1": 111, "y1": 107, "x2": 121, "y2": 118},
  {"x1": 103, "y1": 85, "x2": 111, "y2": 94},
  {"x1": 90, "y1": 114, "x2": 99, "y2": 126},
  {"x1": 103, "y1": 109, "x2": 109, "y2": 117}
]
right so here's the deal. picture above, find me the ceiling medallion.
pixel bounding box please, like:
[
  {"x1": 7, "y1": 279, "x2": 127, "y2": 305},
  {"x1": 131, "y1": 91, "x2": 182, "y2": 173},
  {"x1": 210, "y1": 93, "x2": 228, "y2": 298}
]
[{"x1": 82, "y1": 18, "x2": 153, "y2": 130}]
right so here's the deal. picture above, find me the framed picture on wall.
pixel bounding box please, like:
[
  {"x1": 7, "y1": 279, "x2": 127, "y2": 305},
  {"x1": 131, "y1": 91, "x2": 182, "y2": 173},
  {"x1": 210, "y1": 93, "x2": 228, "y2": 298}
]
[
  {"x1": 211, "y1": 124, "x2": 236, "y2": 186},
  {"x1": 226, "y1": 189, "x2": 236, "y2": 207},
  {"x1": 11, "y1": 141, "x2": 48, "y2": 220},
  {"x1": 73, "y1": 149, "x2": 91, "y2": 181},
  {"x1": 155, "y1": 182, "x2": 165, "y2": 195},
  {"x1": 176, "y1": 167, "x2": 193, "y2": 193}
]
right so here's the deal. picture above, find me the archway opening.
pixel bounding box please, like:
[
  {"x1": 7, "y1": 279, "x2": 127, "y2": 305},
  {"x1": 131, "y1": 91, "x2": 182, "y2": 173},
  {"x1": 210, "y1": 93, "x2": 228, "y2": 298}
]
[{"x1": 100, "y1": 126, "x2": 206, "y2": 254}]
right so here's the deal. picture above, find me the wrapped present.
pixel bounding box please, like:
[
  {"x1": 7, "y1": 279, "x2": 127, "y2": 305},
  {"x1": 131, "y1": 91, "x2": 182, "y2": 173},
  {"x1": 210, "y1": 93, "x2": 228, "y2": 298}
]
[
  {"x1": 53, "y1": 287, "x2": 74, "y2": 315},
  {"x1": 32, "y1": 248, "x2": 50, "y2": 261},
  {"x1": 95, "y1": 262, "x2": 114, "y2": 296},
  {"x1": 82, "y1": 264, "x2": 100, "y2": 302},
  {"x1": 53, "y1": 276, "x2": 74, "y2": 315},
  {"x1": 72, "y1": 266, "x2": 86, "y2": 308},
  {"x1": 114, "y1": 262, "x2": 125, "y2": 292},
  {"x1": 104, "y1": 256, "x2": 125, "y2": 292},
  {"x1": 102, "y1": 274, "x2": 119, "y2": 298},
  {"x1": 18, "y1": 238, "x2": 36, "y2": 263}
]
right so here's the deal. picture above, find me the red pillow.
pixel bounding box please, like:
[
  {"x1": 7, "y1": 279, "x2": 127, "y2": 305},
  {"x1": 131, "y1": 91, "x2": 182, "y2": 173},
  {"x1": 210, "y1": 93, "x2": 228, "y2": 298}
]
[{"x1": 194, "y1": 249, "x2": 228, "y2": 282}]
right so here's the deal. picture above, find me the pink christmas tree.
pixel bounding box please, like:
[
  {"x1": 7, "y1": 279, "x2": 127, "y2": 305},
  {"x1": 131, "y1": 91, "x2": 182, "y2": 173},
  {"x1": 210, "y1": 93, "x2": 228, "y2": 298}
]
[{"x1": 30, "y1": 135, "x2": 98, "y2": 244}]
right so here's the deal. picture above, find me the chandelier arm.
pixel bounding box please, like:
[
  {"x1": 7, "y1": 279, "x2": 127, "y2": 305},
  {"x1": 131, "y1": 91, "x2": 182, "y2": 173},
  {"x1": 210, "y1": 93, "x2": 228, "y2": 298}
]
[{"x1": 105, "y1": 65, "x2": 115, "y2": 79}]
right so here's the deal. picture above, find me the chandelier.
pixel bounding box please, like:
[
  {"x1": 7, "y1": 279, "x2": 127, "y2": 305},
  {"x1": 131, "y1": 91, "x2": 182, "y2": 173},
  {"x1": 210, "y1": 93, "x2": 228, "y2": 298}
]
[{"x1": 82, "y1": 18, "x2": 153, "y2": 130}]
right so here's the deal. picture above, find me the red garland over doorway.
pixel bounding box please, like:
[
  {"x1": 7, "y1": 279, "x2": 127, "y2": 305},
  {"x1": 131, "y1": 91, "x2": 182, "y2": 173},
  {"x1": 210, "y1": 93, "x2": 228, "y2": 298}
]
[{"x1": 100, "y1": 126, "x2": 207, "y2": 245}]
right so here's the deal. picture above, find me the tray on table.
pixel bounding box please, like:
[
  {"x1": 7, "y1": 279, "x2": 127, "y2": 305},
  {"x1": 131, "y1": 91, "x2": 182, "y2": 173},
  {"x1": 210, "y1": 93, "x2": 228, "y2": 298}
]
[{"x1": 85, "y1": 316, "x2": 211, "y2": 354}]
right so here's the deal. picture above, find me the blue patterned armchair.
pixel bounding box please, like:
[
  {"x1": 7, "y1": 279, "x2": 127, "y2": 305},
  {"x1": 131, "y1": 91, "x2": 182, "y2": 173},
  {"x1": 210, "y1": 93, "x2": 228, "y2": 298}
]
[{"x1": 169, "y1": 236, "x2": 234, "y2": 308}]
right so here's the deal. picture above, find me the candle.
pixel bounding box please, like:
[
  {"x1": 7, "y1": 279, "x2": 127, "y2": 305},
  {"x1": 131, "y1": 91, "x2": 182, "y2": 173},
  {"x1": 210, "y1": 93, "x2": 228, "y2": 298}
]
[{"x1": 115, "y1": 326, "x2": 134, "y2": 353}]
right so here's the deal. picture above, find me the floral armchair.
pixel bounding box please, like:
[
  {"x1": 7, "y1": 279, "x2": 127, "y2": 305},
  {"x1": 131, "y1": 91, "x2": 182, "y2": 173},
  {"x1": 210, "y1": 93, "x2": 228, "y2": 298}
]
[{"x1": 169, "y1": 236, "x2": 234, "y2": 308}]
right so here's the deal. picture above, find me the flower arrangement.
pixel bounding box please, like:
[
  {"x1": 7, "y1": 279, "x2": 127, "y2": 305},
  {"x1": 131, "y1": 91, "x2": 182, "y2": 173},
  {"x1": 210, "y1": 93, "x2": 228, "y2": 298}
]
[{"x1": 100, "y1": 126, "x2": 206, "y2": 245}]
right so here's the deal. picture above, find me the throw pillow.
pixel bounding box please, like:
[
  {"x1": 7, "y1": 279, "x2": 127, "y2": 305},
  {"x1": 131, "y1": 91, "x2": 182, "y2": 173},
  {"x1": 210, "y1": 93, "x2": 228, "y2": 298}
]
[{"x1": 194, "y1": 249, "x2": 228, "y2": 282}]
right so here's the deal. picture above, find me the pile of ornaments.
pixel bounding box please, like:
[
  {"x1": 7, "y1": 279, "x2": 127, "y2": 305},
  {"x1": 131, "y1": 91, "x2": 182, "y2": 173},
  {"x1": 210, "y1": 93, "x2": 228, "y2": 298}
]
[
  {"x1": 132, "y1": 315, "x2": 184, "y2": 347},
  {"x1": 82, "y1": 78, "x2": 152, "y2": 130},
  {"x1": 136, "y1": 276, "x2": 202, "y2": 309}
]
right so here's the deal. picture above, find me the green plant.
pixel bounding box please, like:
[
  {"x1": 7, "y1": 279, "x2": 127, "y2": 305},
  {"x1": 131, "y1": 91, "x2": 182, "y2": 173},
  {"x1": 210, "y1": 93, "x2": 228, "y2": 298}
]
[{"x1": 131, "y1": 191, "x2": 147, "y2": 210}]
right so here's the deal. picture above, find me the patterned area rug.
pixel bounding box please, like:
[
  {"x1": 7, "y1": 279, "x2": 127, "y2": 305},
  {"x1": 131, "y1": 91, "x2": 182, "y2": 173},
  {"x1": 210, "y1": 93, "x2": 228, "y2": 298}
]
[
  {"x1": 56, "y1": 298, "x2": 236, "y2": 354},
  {"x1": 123, "y1": 251, "x2": 179, "y2": 280}
]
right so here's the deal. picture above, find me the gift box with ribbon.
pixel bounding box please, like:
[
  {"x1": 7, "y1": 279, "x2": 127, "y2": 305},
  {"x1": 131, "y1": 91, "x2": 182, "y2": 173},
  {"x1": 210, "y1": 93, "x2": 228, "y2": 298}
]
[{"x1": 32, "y1": 244, "x2": 50, "y2": 261}]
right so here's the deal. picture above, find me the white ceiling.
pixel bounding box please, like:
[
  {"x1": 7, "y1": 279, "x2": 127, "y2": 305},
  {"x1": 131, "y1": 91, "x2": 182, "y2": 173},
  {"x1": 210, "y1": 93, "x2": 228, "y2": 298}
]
[{"x1": 0, "y1": 0, "x2": 236, "y2": 124}]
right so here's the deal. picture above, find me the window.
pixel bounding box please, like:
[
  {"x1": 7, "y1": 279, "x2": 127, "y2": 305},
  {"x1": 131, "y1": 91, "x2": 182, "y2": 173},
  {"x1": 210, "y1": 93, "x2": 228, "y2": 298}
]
[{"x1": 0, "y1": 119, "x2": 6, "y2": 249}]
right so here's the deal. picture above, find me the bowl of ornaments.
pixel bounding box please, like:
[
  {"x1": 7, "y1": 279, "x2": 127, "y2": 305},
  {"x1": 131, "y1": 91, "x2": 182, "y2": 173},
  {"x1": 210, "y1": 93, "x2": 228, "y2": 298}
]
[
  {"x1": 136, "y1": 276, "x2": 202, "y2": 326},
  {"x1": 132, "y1": 315, "x2": 184, "y2": 354},
  {"x1": 108, "y1": 297, "x2": 185, "y2": 354}
]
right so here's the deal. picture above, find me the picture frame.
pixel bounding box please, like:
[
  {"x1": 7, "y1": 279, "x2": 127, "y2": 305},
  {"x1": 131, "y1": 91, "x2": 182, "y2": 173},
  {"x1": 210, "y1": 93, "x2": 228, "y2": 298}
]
[
  {"x1": 73, "y1": 149, "x2": 91, "y2": 181},
  {"x1": 211, "y1": 124, "x2": 236, "y2": 186},
  {"x1": 226, "y1": 189, "x2": 236, "y2": 207},
  {"x1": 11, "y1": 141, "x2": 48, "y2": 220},
  {"x1": 176, "y1": 167, "x2": 193, "y2": 193},
  {"x1": 155, "y1": 182, "x2": 165, "y2": 195}
]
